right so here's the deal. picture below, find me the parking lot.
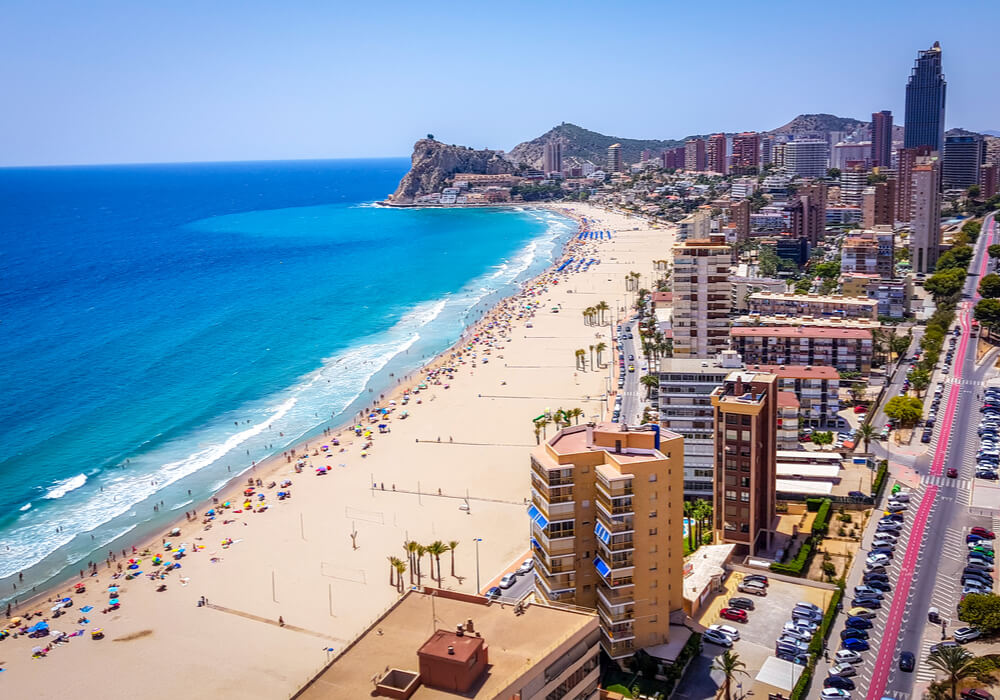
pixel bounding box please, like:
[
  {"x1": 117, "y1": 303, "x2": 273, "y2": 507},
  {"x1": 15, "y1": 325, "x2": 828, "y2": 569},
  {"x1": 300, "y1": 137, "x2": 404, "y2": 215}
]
[{"x1": 696, "y1": 570, "x2": 834, "y2": 663}]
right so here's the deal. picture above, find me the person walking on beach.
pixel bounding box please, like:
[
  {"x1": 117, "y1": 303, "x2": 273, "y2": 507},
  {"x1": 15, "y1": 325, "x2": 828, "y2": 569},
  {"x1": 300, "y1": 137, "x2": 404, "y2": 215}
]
[{"x1": 278, "y1": 616, "x2": 285, "y2": 627}]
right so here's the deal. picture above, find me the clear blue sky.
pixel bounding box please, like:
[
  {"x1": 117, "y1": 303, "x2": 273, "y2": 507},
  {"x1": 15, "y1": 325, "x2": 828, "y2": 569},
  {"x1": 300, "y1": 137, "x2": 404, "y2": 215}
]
[{"x1": 3, "y1": 0, "x2": 998, "y2": 166}]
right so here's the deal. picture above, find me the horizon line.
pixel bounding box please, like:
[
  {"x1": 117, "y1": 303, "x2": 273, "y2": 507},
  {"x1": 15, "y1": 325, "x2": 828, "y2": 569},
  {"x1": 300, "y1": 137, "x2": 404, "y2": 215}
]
[{"x1": 0, "y1": 155, "x2": 413, "y2": 170}]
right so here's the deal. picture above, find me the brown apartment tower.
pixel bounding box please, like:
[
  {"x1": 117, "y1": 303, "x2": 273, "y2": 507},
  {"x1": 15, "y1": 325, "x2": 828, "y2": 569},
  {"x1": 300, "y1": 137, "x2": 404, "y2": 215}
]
[
  {"x1": 711, "y1": 371, "x2": 778, "y2": 556},
  {"x1": 708, "y1": 134, "x2": 728, "y2": 175},
  {"x1": 731, "y1": 132, "x2": 760, "y2": 175},
  {"x1": 529, "y1": 422, "x2": 684, "y2": 661}
]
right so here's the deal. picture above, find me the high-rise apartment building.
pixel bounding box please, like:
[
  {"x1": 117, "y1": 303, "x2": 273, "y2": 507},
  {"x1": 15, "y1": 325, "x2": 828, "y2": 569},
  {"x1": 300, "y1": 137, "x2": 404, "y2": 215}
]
[
  {"x1": 671, "y1": 236, "x2": 733, "y2": 358},
  {"x1": 658, "y1": 353, "x2": 742, "y2": 496},
  {"x1": 661, "y1": 147, "x2": 686, "y2": 170},
  {"x1": 543, "y1": 141, "x2": 562, "y2": 174},
  {"x1": 783, "y1": 139, "x2": 829, "y2": 178},
  {"x1": 711, "y1": 371, "x2": 778, "y2": 555},
  {"x1": 840, "y1": 162, "x2": 869, "y2": 207},
  {"x1": 832, "y1": 142, "x2": 871, "y2": 171},
  {"x1": 730, "y1": 199, "x2": 751, "y2": 241},
  {"x1": 787, "y1": 183, "x2": 827, "y2": 245},
  {"x1": 982, "y1": 163, "x2": 1000, "y2": 199},
  {"x1": 862, "y1": 179, "x2": 897, "y2": 228},
  {"x1": 676, "y1": 207, "x2": 711, "y2": 242},
  {"x1": 749, "y1": 364, "x2": 841, "y2": 429},
  {"x1": 607, "y1": 143, "x2": 623, "y2": 173},
  {"x1": 529, "y1": 422, "x2": 684, "y2": 660},
  {"x1": 708, "y1": 133, "x2": 728, "y2": 175},
  {"x1": 730, "y1": 326, "x2": 874, "y2": 373},
  {"x1": 911, "y1": 153, "x2": 942, "y2": 274},
  {"x1": 904, "y1": 42, "x2": 946, "y2": 151},
  {"x1": 731, "y1": 132, "x2": 760, "y2": 175},
  {"x1": 841, "y1": 228, "x2": 896, "y2": 278},
  {"x1": 896, "y1": 145, "x2": 933, "y2": 223},
  {"x1": 760, "y1": 136, "x2": 774, "y2": 169},
  {"x1": 871, "y1": 110, "x2": 894, "y2": 167},
  {"x1": 685, "y1": 139, "x2": 707, "y2": 171},
  {"x1": 943, "y1": 134, "x2": 986, "y2": 191}
]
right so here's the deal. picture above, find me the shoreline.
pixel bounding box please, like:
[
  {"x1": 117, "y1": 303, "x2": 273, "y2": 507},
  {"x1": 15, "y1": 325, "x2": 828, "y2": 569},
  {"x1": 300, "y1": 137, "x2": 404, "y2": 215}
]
[
  {"x1": 1, "y1": 202, "x2": 671, "y2": 699},
  {"x1": 1, "y1": 204, "x2": 578, "y2": 609}
]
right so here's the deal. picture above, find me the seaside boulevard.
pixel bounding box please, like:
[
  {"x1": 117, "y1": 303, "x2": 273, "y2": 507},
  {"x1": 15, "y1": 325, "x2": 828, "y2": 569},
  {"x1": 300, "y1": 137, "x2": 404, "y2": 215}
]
[{"x1": 0, "y1": 202, "x2": 675, "y2": 699}]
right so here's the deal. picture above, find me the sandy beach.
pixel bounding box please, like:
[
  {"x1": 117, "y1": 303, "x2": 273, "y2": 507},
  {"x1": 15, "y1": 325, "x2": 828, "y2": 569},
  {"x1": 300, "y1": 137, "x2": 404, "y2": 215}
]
[{"x1": 0, "y1": 203, "x2": 675, "y2": 699}]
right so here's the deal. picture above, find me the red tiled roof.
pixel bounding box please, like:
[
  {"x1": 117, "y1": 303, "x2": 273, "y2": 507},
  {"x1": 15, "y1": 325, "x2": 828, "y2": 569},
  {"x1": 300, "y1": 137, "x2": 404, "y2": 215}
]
[
  {"x1": 651, "y1": 292, "x2": 673, "y2": 302},
  {"x1": 751, "y1": 364, "x2": 840, "y2": 379},
  {"x1": 731, "y1": 326, "x2": 871, "y2": 339},
  {"x1": 777, "y1": 391, "x2": 800, "y2": 408}
]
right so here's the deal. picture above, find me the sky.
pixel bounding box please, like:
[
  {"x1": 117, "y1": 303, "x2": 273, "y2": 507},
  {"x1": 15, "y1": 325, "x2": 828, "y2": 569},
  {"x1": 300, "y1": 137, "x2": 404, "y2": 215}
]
[{"x1": 3, "y1": 0, "x2": 999, "y2": 166}]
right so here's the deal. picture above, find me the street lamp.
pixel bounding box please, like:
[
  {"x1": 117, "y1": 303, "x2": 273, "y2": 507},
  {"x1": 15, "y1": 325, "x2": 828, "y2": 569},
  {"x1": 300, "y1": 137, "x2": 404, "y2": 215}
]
[{"x1": 473, "y1": 538, "x2": 483, "y2": 593}]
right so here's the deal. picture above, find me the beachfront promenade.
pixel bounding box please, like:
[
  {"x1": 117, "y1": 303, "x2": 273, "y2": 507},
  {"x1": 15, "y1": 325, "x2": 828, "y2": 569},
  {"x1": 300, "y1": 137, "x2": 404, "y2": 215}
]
[{"x1": 0, "y1": 203, "x2": 676, "y2": 699}]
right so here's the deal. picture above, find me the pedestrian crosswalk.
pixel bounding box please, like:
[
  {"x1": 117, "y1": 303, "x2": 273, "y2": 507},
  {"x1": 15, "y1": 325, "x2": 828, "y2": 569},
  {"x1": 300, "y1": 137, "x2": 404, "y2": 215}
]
[
  {"x1": 922, "y1": 475, "x2": 970, "y2": 488},
  {"x1": 915, "y1": 639, "x2": 939, "y2": 682}
]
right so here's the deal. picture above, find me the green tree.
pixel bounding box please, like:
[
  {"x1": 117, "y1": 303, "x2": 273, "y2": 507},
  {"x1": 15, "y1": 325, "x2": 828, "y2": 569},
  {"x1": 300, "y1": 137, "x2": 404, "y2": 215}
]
[
  {"x1": 683, "y1": 501, "x2": 696, "y2": 552},
  {"x1": 575, "y1": 348, "x2": 586, "y2": 371},
  {"x1": 925, "y1": 268, "x2": 966, "y2": 299},
  {"x1": 989, "y1": 245, "x2": 1000, "y2": 260},
  {"x1": 958, "y1": 593, "x2": 1000, "y2": 635},
  {"x1": 968, "y1": 184, "x2": 982, "y2": 199},
  {"x1": 890, "y1": 331, "x2": 913, "y2": 359},
  {"x1": 827, "y1": 167, "x2": 841, "y2": 179},
  {"x1": 868, "y1": 172, "x2": 889, "y2": 185},
  {"x1": 884, "y1": 395, "x2": 924, "y2": 427},
  {"x1": 925, "y1": 645, "x2": 993, "y2": 700},
  {"x1": 856, "y1": 422, "x2": 876, "y2": 453},
  {"x1": 935, "y1": 245, "x2": 974, "y2": 271},
  {"x1": 814, "y1": 261, "x2": 841, "y2": 279},
  {"x1": 448, "y1": 540, "x2": 459, "y2": 578},
  {"x1": 426, "y1": 540, "x2": 448, "y2": 583},
  {"x1": 794, "y1": 278, "x2": 813, "y2": 295},
  {"x1": 711, "y1": 650, "x2": 749, "y2": 700},
  {"x1": 693, "y1": 499, "x2": 712, "y2": 546},
  {"x1": 980, "y1": 274, "x2": 1000, "y2": 299},
  {"x1": 811, "y1": 431, "x2": 834, "y2": 447},
  {"x1": 908, "y1": 368, "x2": 931, "y2": 397},
  {"x1": 640, "y1": 374, "x2": 659, "y2": 399},
  {"x1": 976, "y1": 298, "x2": 1000, "y2": 339}
]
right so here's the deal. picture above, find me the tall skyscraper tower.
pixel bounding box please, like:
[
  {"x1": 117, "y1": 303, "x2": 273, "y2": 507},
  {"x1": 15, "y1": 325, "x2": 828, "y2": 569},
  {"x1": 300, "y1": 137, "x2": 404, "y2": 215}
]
[
  {"x1": 731, "y1": 132, "x2": 760, "y2": 175},
  {"x1": 708, "y1": 133, "x2": 728, "y2": 174},
  {"x1": 543, "y1": 141, "x2": 562, "y2": 174},
  {"x1": 685, "y1": 139, "x2": 707, "y2": 171},
  {"x1": 904, "y1": 42, "x2": 946, "y2": 151},
  {"x1": 871, "y1": 110, "x2": 893, "y2": 167},
  {"x1": 607, "y1": 143, "x2": 622, "y2": 173},
  {"x1": 911, "y1": 153, "x2": 942, "y2": 274}
]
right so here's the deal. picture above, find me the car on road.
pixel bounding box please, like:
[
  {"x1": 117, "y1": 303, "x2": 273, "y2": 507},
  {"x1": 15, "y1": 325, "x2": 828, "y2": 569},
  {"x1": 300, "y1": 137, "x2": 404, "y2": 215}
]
[
  {"x1": 845, "y1": 616, "x2": 873, "y2": 629},
  {"x1": 824, "y1": 675, "x2": 856, "y2": 690},
  {"x1": 703, "y1": 628, "x2": 733, "y2": 647},
  {"x1": 518, "y1": 559, "x2": 534, "y2": 575},
  {"x1": 899, "y1": 651, "x2": 915, "y2": 672},
  {"x1": 719, "y1": 608, "x2": 748, "y2": 623},
  {"x1": 728, "y1": 597, "x2": 755, "y2": 611},
  {"x1": 499, "y1": 573, "x2": 518, "y2": 589},
  {"x1": 835, "y1": 649, "x2": 863, "y2": 665},
  {"x1": 820, "y1": 689, "x2": 851, "y2": 699},
  {"x1": 744, "y1": 574, "x2": 769, "y2": 586},
  {"x1": 972, "y1": 527, "x2": 996, "y2": 539},
  {"x1": 948, "y1": 468, "x2": 959, "y2": 478},
  {"x1": 829, "y1": 662, "x2": 857, "y2": 678},
  {"x1": 486, "y1": 586, "x2": 502, "y2": 600},
  {"x1": 960, "y1": 689, "x2": 995, "y2": 700},
  {"x1": 841, "y1": 637, "x2": 870, "y2": 651},
  {"x1": 627, "y1": 365, "x2": 634, "y2": 373},
  {"x1": 847, "y1": 606, "x2": 876, "y2": 619},
  {"x1": 930, "y1": 641, "x2": 960, "y2": 654},
  {"x1": 955, "y1": 626, "x2": 982, "y2": 643}
]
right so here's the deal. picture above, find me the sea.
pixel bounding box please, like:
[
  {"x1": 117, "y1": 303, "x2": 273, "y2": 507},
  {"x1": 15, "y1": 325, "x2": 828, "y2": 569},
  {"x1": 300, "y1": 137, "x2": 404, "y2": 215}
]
[{"x1": 0, "y1": 159, "x2": 575, "y2": 598}]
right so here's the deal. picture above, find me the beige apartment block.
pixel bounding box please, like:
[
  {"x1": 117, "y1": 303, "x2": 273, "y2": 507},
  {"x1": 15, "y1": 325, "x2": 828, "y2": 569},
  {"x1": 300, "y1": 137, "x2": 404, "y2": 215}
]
[{"x1": 671, "y1": 236, "x2": 732, "y2": 359}]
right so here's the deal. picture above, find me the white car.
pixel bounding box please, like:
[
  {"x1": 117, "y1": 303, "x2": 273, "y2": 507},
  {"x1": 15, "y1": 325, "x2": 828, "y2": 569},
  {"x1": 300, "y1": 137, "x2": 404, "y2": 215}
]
[
  {"x1": 782, "y1": 627, "x2": 812, "y2": 642},
  {"x1": 709, "y1": 624, "x2": 740, "y2": 641},
  {"x1": 954, "y1": 626, "x2": 982, "y2": 643},
  {"x1": 834, "y1": 649, "x2": 863, "y2": 665},
  {"x1": 499, "y1": 573, "x2": 518, "y2": 589},
  {"x1": 796, "y1": 601, "x2": 821, "y2": 614},
  {"x1": 821, "y1": 690, "x2": 850, "y2": 699},
  {"x1": 892, "y1": 493, "x2": 911, "y2": 503},
  {"x1": 703, "y1": 628, "x2": 733, "y2": 647},
  {"x1": 886, "y1": 501, "x2": 908, "y2": 511},
  {"x1": 518, "y1": 559, "x2": 534, "y2": 575},
  {"x1": 970, "y1": 541, "x2": 995, "y2": 551},
  {"x1": 867, "y1": 553, "x2": 891, "y2": 567},
  {"x1": 828, "y1": 662, "x2": 857, "y2": 678}
]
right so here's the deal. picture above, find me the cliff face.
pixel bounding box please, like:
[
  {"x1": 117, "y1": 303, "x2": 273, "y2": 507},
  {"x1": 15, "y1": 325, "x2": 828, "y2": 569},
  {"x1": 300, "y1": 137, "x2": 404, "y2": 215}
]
[{"x1": 390, "y1": 139, "x2": 515, "y2": 203}]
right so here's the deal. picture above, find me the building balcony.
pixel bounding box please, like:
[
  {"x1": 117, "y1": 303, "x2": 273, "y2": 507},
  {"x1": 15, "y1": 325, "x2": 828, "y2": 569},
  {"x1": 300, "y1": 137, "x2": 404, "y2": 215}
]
[
  {"x1": 534, "y1": 574, "x2": 576, "y2": 603},
  {"x1": 536, "y1": 567, "x2": 576, "y2": 592},
  {"x1": 533, "y1": 550, "x2": 576, "y2": 577},
  {"x1": 596, "y1": 497, "x2": 634, "y2": 520},
  {"x1": 531, "y1": 524, "x2": 576, "y2": 557},
  {"x1": 600, "y1": 633, "x2": 637, "y2": 660},
  {"x1": 597, "y1": 596, "x2": 635, "y2": 625},
  {"x1": 596, "y1": 583, "x2": 635, "y2": 609},
  {"x1": 532, "y1": 492, "x2": 575, "y2": 521}
]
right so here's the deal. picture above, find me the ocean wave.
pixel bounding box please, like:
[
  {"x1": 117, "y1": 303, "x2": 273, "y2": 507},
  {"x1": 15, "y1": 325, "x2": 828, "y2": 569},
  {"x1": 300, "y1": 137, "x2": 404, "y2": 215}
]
[
  {"x1": 43, "y1": 473, "x2": 87, "y2": 500},
  {"x1": 19, "y1": 503, "x2": 31, "y2": 512}
]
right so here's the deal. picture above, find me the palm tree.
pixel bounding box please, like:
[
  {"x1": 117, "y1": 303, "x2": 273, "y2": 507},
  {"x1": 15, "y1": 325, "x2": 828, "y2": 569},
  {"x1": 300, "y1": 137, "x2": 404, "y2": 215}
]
[
  {"x1": 405, "y1": 541, "x2": 420, "y2": 585},
  {"x1": 589, "y1": 344, "x2": 595, "y2": 371},
  {"x1": 693, "y1": 499, "x2": 713, "y2": 547},
  {"x1": 427, "y1": 540, "x2": 447, "y2": 583},
  {"x1": 712, "y1": 650, "x2": 749, "y2": 700},
  {"x1": 640, "y1": 374, "x2": 658, "y2": 399},
  {"x1": 393, "y1": 557, "x2": 407, "y2": 592},
  {"x1": 926, "y1": 646, "x2": 991, "y2": 700},
  {"x1": 582, "y1": 309, "x2": 591, "y2": 326},
  {"x1": 415, "y1": 545, "x2": 427, "y2": 586},
  {"x1": 388, "y1": 556, "x2": 401, "y2": 586},
  {"x1": 533, "y1": 422, "x2": 543, "y2": 445},
  {"x1": 569, "y1": 407, "x2": 584, "y2": 425},
  {"x1": 575, "y1": 349, "x2": 586, "y2": 371},
  {"x1": 596, "y1": 300, "x2": 609, "y2": 324},
  {"x1": 448, "y1": 540, "x2": 459, "y2": 577},
  {"x1": 596, "y1": 342, "x2": 607, "y2": 367},
  {"x1": 856, "y1": 422, "x2": 876, "y2": 453},
  {"x1": 683, "y1": 501, "x2": 695, "y2": 551}
]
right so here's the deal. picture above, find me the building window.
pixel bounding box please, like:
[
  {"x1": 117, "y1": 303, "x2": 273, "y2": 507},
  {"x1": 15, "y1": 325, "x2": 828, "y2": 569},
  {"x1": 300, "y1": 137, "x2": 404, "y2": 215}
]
[
  {"x1": 649, "y1": 528, "x2": 658, "y2": 535},
  {"x1": 725, "y1": 490, "x2": 737, "y2": 501},
  {"x1": 740, "y1": 492, "x2": 750, "y2": 502},
  {"x1": 740, "y1": 477, "x2": 750, "y2": 488},
  {"x1": 649, "y1": 510, "x2": 657, "y2": 519},
  {"x1": 649, "y1": 473, "x2": 657, "y2": 482},
  {"x1": 742, "y1": 415, "x2": 751, "y2": 426}
]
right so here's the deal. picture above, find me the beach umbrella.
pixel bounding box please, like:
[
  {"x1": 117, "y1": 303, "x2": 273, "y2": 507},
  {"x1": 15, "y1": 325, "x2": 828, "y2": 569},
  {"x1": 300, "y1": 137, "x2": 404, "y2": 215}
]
[
  {"x1": 128, "y1": 564, "x2": 138, "y2": 570},
  {"x1": 107, "y1": 586, "x2": 119, "y2": 593},
  {"x1": 109, "y1": 598, "x2": 119, "y2": 605},
  {"x1": 32, "y1": 646, "x2": 44, "y2": 654}
]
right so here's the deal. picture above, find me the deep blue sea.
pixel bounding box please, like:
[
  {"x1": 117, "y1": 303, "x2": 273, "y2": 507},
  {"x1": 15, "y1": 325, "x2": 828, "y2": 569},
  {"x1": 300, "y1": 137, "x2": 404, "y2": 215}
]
[{"x1": 0, "y1": 159, "x2": 573, "y2": 596}]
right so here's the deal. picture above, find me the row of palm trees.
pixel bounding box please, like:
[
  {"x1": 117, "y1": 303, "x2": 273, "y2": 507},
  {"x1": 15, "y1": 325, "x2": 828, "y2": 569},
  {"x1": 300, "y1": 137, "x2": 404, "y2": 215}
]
[
  {"x1": 574, "y1": 342, "x2": 608, "y2": 371},
  {"x1": 683, "y1": 499, "x2": 713, "y2": 552},
  {"x1": 625, "y1": 271, "x2": 642, "y2": 291},
  {"x1": 532, "y1": 408, "x2": 584, "y2": 444},
  {"x1": 582, "y1": 300, "x2": 611, "y2": 326},
  {"x1": 388, "y1": 539, "x2": 461, "y2": 591}
]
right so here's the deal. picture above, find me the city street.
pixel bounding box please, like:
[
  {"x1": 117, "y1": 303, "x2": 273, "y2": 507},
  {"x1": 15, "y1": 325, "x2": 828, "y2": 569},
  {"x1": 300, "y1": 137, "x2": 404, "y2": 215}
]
[
  {"x1": 617, "y1": 317, "x2": 647, "y2": 425},
  {"x1": 812, "y1": 213, "x2": 999, "y2": 700}
]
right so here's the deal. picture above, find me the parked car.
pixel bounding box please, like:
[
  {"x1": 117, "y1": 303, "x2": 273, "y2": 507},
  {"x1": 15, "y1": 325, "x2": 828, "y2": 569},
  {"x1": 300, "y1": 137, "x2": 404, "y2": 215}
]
[
  {"x1": 834, "y1": 649, "x2": 863, "y2": 665},
  {"x1": 845, "y1": 616, "x2": 873, "y2": 629},
  {"x1": 955, "y1": 626, "x2": 982, "y2": 643},
  {"x1": 518, "y1": 559, "x2": 534, "y2": 574},
  {"x1": 738, "y1": 581, "x2": 768, "y2": 596},
  {"x1": 709, "y1": 624, "x2": 741, "y2": 642},
  {"x1": 847, "y1": 607, "x2": 876, "y2": 619},
  {"x1": 841, "y1": 637, "x2": 870, "y2": 651},
  {"x1": 820, "y1": 689, "x2": 851, "y2": 699},
  {"x1": 829, "y1": 662, "x2": 857, "y2": 678},
  {"x1": 899, "y1": 651, "x2": 915, "y2": 672},
  {"x1": 485, "y1": 586, "x2": 502, "y2": 600},
  {"x1": 703, "y1": 628, "x2": 734, "y2": 647},
  {"x1": 853, "y1": 585, "x2": 884, "y2": 599},
  {"x1": 728, "y1": 597, "x2": 755, "y2": 611},
  {"x1": 824, "y1": 675, "x2": 856, "y2": 690},
  {"x1": 961, "y1": 689, "x2": 995, "y2": 700},
  {"x1": 499, "y1": 573, "x2": 517, "y2": 589},
  {"x1": 972, "y1": 527, "x2": 996, "y2": 539},
  {"x1": 841, "y1": 628, "x2": 869, "y2": 641},
  {"x1": 744, "y1": 574, "x2": 769, "y2": 586},
  {"x1": 719, "y1": 608, "x2": 748, "y2": 623}
]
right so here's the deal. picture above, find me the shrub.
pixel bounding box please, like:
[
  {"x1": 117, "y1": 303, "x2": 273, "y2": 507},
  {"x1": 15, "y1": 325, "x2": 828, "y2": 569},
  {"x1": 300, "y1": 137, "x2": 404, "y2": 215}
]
[
  {"x1": 806, "y1": 498, "x2": 824, "y2": 512},
  {"x1": 811, "y1": 499, "x2": 832, "y2": 535},
  {"x1": 872, "y1": 461, "x2": 889, "y2": 498},
  {"x1": 790, "y1": 666, "x2": 812, "y2": 700},
  {"x1": 771, "y1": 538, "x2": 815, "y2": 576},
  {"x1": 839, "y1": 513, "x2": 852, "y2": 523},
  {"x1": 838, "y1": 527, "x2": 847, "y2": 537}
]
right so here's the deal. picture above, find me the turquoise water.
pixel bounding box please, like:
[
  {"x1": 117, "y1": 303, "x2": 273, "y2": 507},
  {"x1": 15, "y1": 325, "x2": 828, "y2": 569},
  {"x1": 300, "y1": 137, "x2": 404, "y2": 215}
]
[{"x1": 0, "y1": 159, "x2": 574, "y2": 596}]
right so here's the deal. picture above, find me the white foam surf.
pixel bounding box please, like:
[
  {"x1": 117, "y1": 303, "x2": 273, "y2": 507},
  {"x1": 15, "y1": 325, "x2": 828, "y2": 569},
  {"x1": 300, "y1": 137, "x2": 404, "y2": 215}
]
[{"x1": 43, "y1": 473, "x2": 87, "y2": 500}]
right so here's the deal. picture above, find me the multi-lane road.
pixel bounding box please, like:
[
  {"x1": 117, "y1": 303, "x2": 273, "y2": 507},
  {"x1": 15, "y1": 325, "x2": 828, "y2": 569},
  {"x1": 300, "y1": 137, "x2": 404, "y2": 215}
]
[
  {"x1": 814, "y1": 212, "x2": 998, "y2": 699},
  {"x1": 616, "y1": 317, "x2": 646, "y2": 426}
]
